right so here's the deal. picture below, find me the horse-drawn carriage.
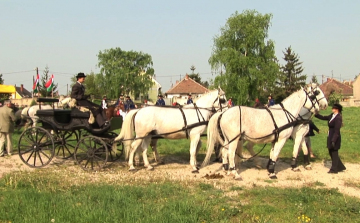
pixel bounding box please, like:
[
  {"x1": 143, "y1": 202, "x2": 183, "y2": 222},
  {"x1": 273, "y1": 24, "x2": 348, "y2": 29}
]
[{"x1": 17, "y1": 98, "x2": 124, "y2": 171}]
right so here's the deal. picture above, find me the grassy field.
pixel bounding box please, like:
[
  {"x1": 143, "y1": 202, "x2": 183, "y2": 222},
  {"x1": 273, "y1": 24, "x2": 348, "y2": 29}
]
[
  {"x1": 1, "y1": 106, "x2": 359, "y2": 223},
  {"x1": 0, "y1": 171, "x2": 359, "y2": 223}
]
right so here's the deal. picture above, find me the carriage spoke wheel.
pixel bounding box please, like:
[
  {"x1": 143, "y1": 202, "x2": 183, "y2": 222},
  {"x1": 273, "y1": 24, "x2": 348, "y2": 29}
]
[
  {"x1": 54, "y1": 130, "x2": 79, "y2": 159},
  {"x1": 18, "y1": 127, "x2": 55, "y2": 168},
  {"x1": 74, "y1": 136, "x2": 108, "y2": 171},
  {"x1": 106, "y1": 131, "x2": 124, "y2": 162}
]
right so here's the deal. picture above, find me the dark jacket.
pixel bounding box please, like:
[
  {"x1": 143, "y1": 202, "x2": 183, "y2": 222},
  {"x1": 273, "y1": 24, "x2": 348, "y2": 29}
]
[
  {"x1": 315, "y1": 113, "x2": 342, "y2": 150},
  {"x1": 124, "y1": 99, "x2": 135, "y2": 111},
  {"x1": 71, "y1": 82, "x2": 88, "y2": 101},
  {"x1": 187, "y1": 98, "x2": 193, "y2": 104},
  {"x1": 155, "y1": 98, "x2": 165, "y2": 106},
  {"x1": 306, "y1": 121, "x2": 319, "y2": 137}
]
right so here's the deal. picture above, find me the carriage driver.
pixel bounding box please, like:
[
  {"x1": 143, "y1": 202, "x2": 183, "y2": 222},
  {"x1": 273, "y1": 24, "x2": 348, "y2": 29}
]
[{"x1": 71, "y1": 72, "x2": 109, "y2": 127}]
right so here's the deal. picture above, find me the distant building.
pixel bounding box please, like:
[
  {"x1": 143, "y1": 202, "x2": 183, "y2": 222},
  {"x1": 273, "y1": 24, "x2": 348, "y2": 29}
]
[
  {"x1": 0, "y1": 84, "x2": 34, "y2": 107},
  {"x1": 319, "y1": 78, "x2": 353, "y2": 100},
  {"x1": 130, "y1": 76, "x2": 162, "y2": 103},
  {"x1": 166, "y1": 74, "x2": 209, "y2": 105}
]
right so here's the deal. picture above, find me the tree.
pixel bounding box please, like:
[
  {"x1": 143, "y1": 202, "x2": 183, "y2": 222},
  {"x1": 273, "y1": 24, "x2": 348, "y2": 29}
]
[
  {"x1": 311, "y1": 75, "x2": 318, "y2": 84},
  {"x1": 273, "y1": 46, "x2": 306, "y2": 101},
  {"x1": 188, "y1": 73, "x2": 209, "y2": 88},
  {"x1": 38, "y1": 65, "x2": 58, "y2": 97},
  {"x1": 97, "y1": 47, "x2": 155, "y2": 98},
  {"x1": 209, "y1": 10, "x2": 279, "y2": 105}
]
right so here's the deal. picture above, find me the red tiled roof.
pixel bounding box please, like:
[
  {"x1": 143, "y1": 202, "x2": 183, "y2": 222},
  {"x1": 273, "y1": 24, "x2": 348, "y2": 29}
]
[
  {"x1": 319, "y1": 78, "x2": 353, "y2": 98},
  {"x1": 166, "y1": 74, "x2": 209, "y2": 94}
]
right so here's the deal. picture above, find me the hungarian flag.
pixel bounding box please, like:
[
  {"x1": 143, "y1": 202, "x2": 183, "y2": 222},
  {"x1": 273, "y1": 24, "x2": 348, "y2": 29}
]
[
  {"x1": 45, "y1": 74, "x2": 54, "y2": 92},
  {"x1": 33, "y1": 73, "x2": 40, "y2": 93}
]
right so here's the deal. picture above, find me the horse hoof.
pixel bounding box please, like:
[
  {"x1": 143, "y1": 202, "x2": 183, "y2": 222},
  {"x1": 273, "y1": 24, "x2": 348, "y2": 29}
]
[
  {"x1": 191, "y1": 169, "x2": 199, "y2": 174},
  {"x1": 129, "y1": 168, "x2": 137, "y2": 172},
  {"x1": 234, "y1": 176, "x2": 243, "y2": 181},
  {"x1": 269, "y1": 173, "x2": 277, "y2": 179},
  {"x1": 147, "y1": 167, "x2": 154, "y2": 171},
  {"x1": 305, "y1": 166, "x2": 312, "y2": 170},
  {"x1": 292, "y1": 168, "x2": 301, "y2": 172}
]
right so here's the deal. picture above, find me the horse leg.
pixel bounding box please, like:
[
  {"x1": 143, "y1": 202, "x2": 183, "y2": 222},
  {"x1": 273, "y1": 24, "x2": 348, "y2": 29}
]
[
  {"x1": 151, "y1": 138, "x2": 163, "y2": 164},
  {"x1": 141, "y1": 137, "x2": 153, "y2": 171},
  {"x1": 245, "y1": 141, "x2": 261, "y2": 169},
  {"x1": 234, "y1": 140, "x2": 243, "y2": 168},
  {"x1": 128, "y1": 139, "x2": 143, "y2": 171},
  {"x1": 291, "y1": 131, "x2": 303, "y2": 172},
  {"x1": 189, "y1": 134, "x2": 200, "y2": 173},
  {"x1": 267, "y1": 139, "x2": 287, "y2": 179},
  {"x1": 221, "y1": 146, "x2": 229, "y2": 171},
  {"x1": 228, "y1": 140, "x2": 242, "y2": 180},
  {"x1": 301, "y1": 139, "x2": 311, "y2": 170}
]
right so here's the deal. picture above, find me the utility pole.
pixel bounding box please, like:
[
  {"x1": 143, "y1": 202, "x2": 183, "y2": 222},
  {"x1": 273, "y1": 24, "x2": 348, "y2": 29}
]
[
  {"x1": 322, "y1": 75, "x2": 324, "y2": 84},
  {"x1": 67, "y1": 84, "x2": 68, "y2": 96},
  {"x1": 331, "y1": 70, "x2": 333, "y2": 79}
]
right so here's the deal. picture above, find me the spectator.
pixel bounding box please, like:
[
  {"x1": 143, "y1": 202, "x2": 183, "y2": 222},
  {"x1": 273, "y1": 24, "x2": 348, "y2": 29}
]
[
  {"x1": 267, "y1": 95, "x2": 275, "y2": 107},
  {"x1": 0, "y1": 100, "x2": 16, "y2": 156},
  {"x1": 227, "y1": 97, "x2": 234, "y2": 107},
  {"x1": 155, "y1": 95, "x2": 166, "y2": 106},
  {"x1": 101, "y1": 96, "x2": 108, "y2": 109},
  {"x1": 187, "y1": 94, "x2": 193, "y2": 104},
  {"x1": 124, "y1": 96, "x2": 136, "y2": 112},
  {"x1": 254, "y1": 98, "x2": 263, "y2": 108}
]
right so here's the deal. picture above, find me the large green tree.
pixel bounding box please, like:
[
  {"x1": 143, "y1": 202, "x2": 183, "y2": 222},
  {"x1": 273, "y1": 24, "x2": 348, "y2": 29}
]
[
  {"x1": 39, "y1": 65, "x2": 58, "y2": 97},
  {"x1": 209, "y1": 10, "x2": 279, "y2": 105},
  {"x1": 274, "y1": 46, "x2": 306, "y2": 101},
  {"x1": 97, "y1": 48, "x2": 155, "y2": 98}
]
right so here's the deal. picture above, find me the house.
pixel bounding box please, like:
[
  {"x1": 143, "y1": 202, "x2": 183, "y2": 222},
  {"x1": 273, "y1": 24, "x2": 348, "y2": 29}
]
[
  {"x1": 14, "y1": 84, "x2": 32, "y2": 99},
  {"x1": 319, "y1": 78, "x2": 353, "y2": 101},
  {"x1": 166, "y1": 74, "x2": 209, "y2": 105},
  {"x1": 0, "y1": 84, "x2": 34, "y2": 107},
  {"x1": 130, "y1": 76, "x2": 162, "y2": 103},
  {"x1": 343, "y1": 74, "x2": 360, "y2": 107}
]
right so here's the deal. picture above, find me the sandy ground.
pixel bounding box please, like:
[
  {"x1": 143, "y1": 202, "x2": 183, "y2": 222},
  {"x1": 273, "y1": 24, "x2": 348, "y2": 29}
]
[{"x1": 0, "y1": 153, "x2": 359, "y2": 199}]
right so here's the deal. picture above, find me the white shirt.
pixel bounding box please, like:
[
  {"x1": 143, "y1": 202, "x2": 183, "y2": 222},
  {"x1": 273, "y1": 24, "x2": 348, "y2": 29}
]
[
  {"x1": 102, "y1": 99, "x2": 107, "y2": 109},
  {"x1": 329, "y1": 113, "x2": 337, "y2": 123}
]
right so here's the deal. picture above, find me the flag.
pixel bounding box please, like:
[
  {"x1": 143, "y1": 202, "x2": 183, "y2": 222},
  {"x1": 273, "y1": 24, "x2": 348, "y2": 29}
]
[
  {"x1": 45, "y1": 74, "x2": 54, "y2": 92},
  {"x1": 33, "y1": 73, "x2": 40, "y2": 93}
]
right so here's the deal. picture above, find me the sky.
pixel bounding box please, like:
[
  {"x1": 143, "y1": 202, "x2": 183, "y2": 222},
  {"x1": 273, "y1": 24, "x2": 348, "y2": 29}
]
[{"x1": 1, "y1": 0, "x2": 359, "y2": 95}]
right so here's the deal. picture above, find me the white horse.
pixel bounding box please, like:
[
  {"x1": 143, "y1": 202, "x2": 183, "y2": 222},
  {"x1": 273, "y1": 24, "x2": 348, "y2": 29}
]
[
  {"x1": 114, "y1": 88, "x2": 226, "y2": 172},
  {"x1": 202, "y1": 87, "x2": 319, "y2": 180},
  {"x1": 241, "y1": 84, "x2": 328, "y2": 171},
  {"x1": 20, "y1": 96, "x2": 70, "y2": 128}
]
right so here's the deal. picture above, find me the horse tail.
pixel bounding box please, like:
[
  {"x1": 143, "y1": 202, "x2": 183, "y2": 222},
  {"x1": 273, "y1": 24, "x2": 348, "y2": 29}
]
[
  {"x1": 202, "y1": 112, "x2": 224, "y2": 168},
  {"x1": 114, "y1": 109, "x2": 138, "y2": 160}
]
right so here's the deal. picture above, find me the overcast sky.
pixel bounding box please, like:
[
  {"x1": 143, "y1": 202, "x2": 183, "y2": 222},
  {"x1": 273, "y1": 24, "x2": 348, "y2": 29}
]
[{"x1": 1, "y1": 0, "x2": 359, "y2": 95}]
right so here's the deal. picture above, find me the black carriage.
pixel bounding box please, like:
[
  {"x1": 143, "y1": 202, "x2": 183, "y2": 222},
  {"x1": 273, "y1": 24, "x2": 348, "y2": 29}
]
[{"x1": 17, "y1": 98, "x2": 124, "y2": 171}]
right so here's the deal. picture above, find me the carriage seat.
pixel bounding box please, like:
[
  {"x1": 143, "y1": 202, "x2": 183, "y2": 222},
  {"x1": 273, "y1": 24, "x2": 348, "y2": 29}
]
[{"x1": 37, "y1": 98, "x2": 59, "y2": 103}]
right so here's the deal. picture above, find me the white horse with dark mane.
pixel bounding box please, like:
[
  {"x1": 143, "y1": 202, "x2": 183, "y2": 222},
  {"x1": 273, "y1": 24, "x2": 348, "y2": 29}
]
[
  {"x1": 202, "y1": 87, "x2": 320, "y2": 180},
  {"x1": 114, "y1": 88, "x2": 227, "y2": 172}
]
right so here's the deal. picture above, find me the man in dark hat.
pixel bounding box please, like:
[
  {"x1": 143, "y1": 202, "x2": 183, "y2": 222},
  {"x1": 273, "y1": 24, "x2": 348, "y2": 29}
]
[
  {"x1": 187, "y1": 94, "x2": 193, "y2": 104},
  {"x1": 315, "y1": 103, "x2": 346, "y2": 174},
  {"x1": 155, "y1": 94, "x2": 165, "y2": 106},
  {"x1": 71, "y1": 72, "x2": 109, "y2": 128},
  {"x1": 124, "y1": 96, "x2": 136, "y2": 112}
]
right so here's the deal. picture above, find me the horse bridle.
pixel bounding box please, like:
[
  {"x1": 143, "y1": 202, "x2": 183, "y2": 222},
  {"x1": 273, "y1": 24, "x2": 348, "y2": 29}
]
[{"x1": 298, "y1": 86, "x2": 326, "y2": 120}]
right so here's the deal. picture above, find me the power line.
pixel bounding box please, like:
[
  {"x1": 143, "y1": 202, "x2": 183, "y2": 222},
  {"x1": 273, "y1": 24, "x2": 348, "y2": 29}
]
[{"x1": 1, "y1": 70, "x2": 34, "y2": 75}]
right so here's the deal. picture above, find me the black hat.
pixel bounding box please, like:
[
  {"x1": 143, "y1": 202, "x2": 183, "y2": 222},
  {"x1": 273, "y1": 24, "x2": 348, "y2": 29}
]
[
  {"x1": 76, "y1": 72, "x2": 86, "y2": 79},
  {"x1": 188, "y1": 94, "x2": 192, "y2": 96},
  {"x1": 332, "y1": 103, "x2": 343, "y2": 113},
  {"x1": 158, "y1": 94, "x2": 163, "y2": 97},
  {"x1": 126, "y1": 96, "x2": 130, "y2": 99}
]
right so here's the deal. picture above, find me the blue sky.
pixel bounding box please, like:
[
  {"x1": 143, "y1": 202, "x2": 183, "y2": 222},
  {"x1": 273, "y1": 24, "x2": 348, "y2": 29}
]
[{"x1": 1, "y1": 0, "x2": 359, "y2": 95}]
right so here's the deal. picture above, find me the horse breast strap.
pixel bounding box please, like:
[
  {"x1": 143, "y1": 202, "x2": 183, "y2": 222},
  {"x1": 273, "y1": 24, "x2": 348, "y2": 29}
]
[
  {"x1": 264, "y1": 107, "x2": 280, "y2": 142},
  {"x1": 177, "y1": 106, "x2": 189, "y2": 139}
]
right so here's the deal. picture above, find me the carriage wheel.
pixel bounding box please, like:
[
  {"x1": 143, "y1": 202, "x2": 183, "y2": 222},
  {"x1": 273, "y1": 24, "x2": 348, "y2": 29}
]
[
  {"x1": 106, "y1": 131, "x2": 124, "y2": 161},
  {"x1": 18, "y1": 127, "x2": 55, "y2": 168},
  {"x1": 74, "y1": 136, "x2": 108, "y2": 171},
  {"x1": 54, "y1": 130, "x2": 79, "y2": 159}
]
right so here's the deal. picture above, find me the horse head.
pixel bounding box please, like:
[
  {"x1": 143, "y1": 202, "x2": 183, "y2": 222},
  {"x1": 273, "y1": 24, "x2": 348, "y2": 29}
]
[{"x1": 306, "y1": 83, "x2": 328, "y2": 110}]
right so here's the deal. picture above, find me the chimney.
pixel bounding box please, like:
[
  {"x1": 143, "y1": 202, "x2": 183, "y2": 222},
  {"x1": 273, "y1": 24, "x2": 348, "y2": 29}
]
[
  {"x1": 21, "y1": 84, "x2": 24, "y2": 92},
  {"x1": 185, "y1": 74, "x2": 189, "y2": 80}
]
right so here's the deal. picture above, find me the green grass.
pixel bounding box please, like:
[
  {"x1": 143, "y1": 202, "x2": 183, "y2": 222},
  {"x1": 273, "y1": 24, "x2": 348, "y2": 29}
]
[{"x1": 0, "y1": 172, "x2": 359, "y2": 223}]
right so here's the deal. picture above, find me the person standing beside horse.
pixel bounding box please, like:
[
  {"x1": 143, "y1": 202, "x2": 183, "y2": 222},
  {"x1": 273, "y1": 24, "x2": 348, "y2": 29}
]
[
  {"x1": 187, "y1": 94, "x2": 193, "y2": 104},
  {"x1": 71, "y1": 72, "x2": 109, "y2": 127},
  {"x1": 315, "y1": 103, "x2": 346, "y2": 174},
  {"x1": 124, "y1": 96, "x2": 136, "y2": 112},
  {"x1": 155, "y1": 95, "x2": 165, "y2": 106},
  {"x1": 0, "y1": 100, "x2": 16, "y2": 156}
]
